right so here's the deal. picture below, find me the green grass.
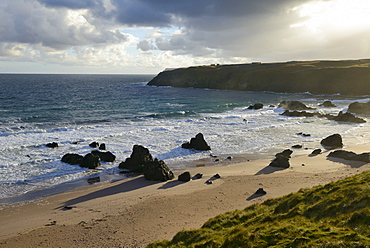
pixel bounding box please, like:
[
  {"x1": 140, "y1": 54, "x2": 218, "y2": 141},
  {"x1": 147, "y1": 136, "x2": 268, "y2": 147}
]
[{"x1": 147, "y1": 170, "x2": 370, "y2": 247}]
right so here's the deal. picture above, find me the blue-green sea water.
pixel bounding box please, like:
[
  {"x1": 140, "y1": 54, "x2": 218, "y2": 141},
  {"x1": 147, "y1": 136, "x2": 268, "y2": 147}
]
[{"x1": 1, "y1": 73, "x2": 369, "y2": 204}]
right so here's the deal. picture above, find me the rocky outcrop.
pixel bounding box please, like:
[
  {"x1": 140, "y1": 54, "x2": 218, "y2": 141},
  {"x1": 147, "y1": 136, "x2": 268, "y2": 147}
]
[
  {"x1": 278, "y1": 101, "x2": 316, "y2": 110},
  {"x1": 182, "y1": 133, "x2": 211, "y2": 150},
  {"x1": 320, "y1": 134, "x2": 343, "y2": 149},
  {"x1": 328, "y1": 150, "x2": 370, "y2": 163},
  {"x1": 143, "y1": 158, "x2": 174, "y2": 181},
  {"x1": 118, "y1": 145, "x2": 153, "y2": 173},
  {"x1": 348, "y1": 101, "x2": 370, "y2": 115},
  {"x1": 147, "y1": 59, "x2": 370, "y2": 96},
  {"x1": 91, "y1": 150, "x2": 116, "y2": 162},
  {"x1": 89, "y1": 141, "x2": 99, "y2": 148},
  {"x1": 281, "y1": 110, "x2": 366, "y2": 123},
  {"x1": 247, "y1": 103, "x2": 263, "y2": 110},
  {"x1": 61, "y1": 153, "x2": 100, "y2": 169},
  {"x1": 46, "y1": 142, "x2": 58, "y2": 148},
  {"x1": 319, "y1": 101, "x2": 336, "y2": 107},
  {"x1": 269, "y1": 149, "x2": 292, "y2": 168},
  {"x1": 178, "y1": 171, "x2": 191, "y2": 182}
]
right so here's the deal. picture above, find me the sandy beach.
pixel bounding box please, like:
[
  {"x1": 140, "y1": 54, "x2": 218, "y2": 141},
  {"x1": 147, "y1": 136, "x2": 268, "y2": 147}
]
[{"x1": 1, "y1": 140, "x2": 370, "y2": 248}]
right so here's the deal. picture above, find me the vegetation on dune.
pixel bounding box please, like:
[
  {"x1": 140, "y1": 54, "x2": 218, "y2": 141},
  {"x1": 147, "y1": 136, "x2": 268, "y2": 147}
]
[
  {"x1": 147, "y1": 170, "x2": 370, "y2": 247},
  {"x1": 148, "y1": 59, "x2": 370, "y2": 95}
]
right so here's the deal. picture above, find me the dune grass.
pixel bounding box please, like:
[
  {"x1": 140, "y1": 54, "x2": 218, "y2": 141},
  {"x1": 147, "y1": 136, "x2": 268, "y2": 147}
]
[{"x1": 148, "y1": 170, "x2": 370, "y2": 247}]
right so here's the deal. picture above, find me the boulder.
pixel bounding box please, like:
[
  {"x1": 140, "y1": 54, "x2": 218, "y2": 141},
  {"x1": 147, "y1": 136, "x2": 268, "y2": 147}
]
[
  {"x1": 91, "y1": 150, "x2": 116, "y2": 162},
  {"x1": 270, "y1": 149, "x2": 292, "y2": 168},
  {"x1": 181, "y1": 133, "x2": 211, "y2": 150},
  {"x1": 320, "y1": 134, "x2": 343, "y2": 149},
  {"x1": 319, "y1": 101, "x2": 336, "y2": 107},
  {"x1": 247, "y1": 103, "x2": 263, "y2": 110},
  {"x1": 143, "y1": 158, "x2": 174, "y2": 181},
  {"x1": 278, "y1": 101, "x2": 316, "y2": 110},
  {"x1": 255, "y1": 188, "x2": 267, "y2": 195},
  {"x1": 292, "y1": 144, "x2": 303, "y2": 149},
  {"x1": 348, "y1": 101, "x2": 370, "y2": 115},
  {"x1": 281, "y1": 110, "x2": 317, "y2": 117},
  {"x1": 330, "y1": 111, "x2": 366, "y2": 123},
  {"x1": 46, "y1": 142, "x2": 58, "y2": 148},
  {"x1": 328, "y1": 150, "x2": 370, "y2": 163},
  {"x1": 89, "y1": 142, "x2": 99, "y2": 148},
  {"x1": 61, "y1": 153, "x2": 83, "y2": 165},
  {"x1": 178, "y1": 171, "x2": 191, "y2": 182},
  {"x1": 311, "y1": 149, "x2": 322, "y2": 155},
  {"x1": 118, "y1": 145, "x2": 153, "y2": 172},
  {"x1": 80, "y1": 153, "x2": 101, "y2": 169},
  {"x1": 275, "y1": 149, "x2": 293, "y2": 158},
  {"x1": 269, "y1": 156, "x2": 290, "y2": 168},
  {"x1": 99, "y1": 143, "x2": 106, "y2": 150}
]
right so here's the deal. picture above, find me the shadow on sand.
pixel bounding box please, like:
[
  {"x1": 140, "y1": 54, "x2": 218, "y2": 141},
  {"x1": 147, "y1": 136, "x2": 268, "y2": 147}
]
[
  {"x1": 326, "y1": 156, "x2": 368, "y2": 168},
  {"x1": 57, "y1": 176, "x2": 161, "y2": 209},
  {"x1": 255, "y1": 165, "x2": 288, "y2": 175}
]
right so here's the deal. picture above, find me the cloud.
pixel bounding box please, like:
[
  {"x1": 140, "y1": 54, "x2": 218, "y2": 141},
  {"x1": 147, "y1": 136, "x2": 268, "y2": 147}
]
[{"x1": 1, "y1": 0, "x2": 370, "y2": 73}]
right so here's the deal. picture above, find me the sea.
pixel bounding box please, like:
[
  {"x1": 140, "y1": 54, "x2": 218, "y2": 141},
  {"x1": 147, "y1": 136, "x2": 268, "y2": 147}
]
[{"x1": 1, "y1": 73, "x2": 370, "y2": 205}]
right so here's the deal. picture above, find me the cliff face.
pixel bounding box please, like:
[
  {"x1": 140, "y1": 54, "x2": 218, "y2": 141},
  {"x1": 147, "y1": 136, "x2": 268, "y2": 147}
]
[{"x1": 147, "y1": 59, "x2": 370, "y2": 95}]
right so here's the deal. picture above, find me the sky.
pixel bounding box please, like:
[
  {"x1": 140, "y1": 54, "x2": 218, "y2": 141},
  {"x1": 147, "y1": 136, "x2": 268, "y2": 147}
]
[{"x1": 1, "y1": 0, "x2": 370, "y2": 74}]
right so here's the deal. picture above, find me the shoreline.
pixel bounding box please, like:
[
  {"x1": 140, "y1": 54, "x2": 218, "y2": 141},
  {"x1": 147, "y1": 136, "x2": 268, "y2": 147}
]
[{"x1": 1, "y1": 137, "x2": 370, "y2": 247}]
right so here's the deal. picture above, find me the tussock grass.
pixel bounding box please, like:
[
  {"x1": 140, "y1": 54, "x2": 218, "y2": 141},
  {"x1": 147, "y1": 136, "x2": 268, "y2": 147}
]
[{"x1": 148, "y1": 170, "x2": 370, "y2": 247}]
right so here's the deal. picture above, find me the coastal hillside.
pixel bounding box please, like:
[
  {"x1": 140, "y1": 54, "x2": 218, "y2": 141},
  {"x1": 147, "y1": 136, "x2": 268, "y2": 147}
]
[
  {"x1": 148, "y1": 59, "x2": 370, "y2": 95},
  {"x1": 148, "y1": 170, "x2": 370, "y2": 247}
]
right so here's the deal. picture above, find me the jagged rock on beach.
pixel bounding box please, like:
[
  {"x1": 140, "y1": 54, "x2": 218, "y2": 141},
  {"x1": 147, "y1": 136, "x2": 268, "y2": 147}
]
[
  {"x1": 329, "y1": 111, "x2": 366, "y2": 123},
  {"x1": 320, "y1": 134, "x2": 343, "y2": 149},
  {"x1": 255, "y1": 188, "x2": 267, "y2": 195},
  {"x1": 181, "y1": 133, "x2": 211, "y2": 151},
  {"x1": 143, "y1": 158, "x2": 174, "y2": 181},
  {"x1": 178, "y1": 171, "x2": 191, "y2": 182},
  {"x1": 270, "y1": 149, "x2": 292, "y2": 168},
  {"x1": 327, "y1": 150, "x2": 370, "y2": 163},
  {"x1": 311, "y1": 149, "x2": 322, "y2": 155},
  {"x1": 118, "y1": 145, "x2": 153, "y2": 173},
  {"x1": 193, "y1": 173, "x2": 203, "y2": 179},
  {"x1": 292, "y1": 144, "x2": 303, "y2": 149},
  {"x1": 275, "y1": 149, "x2": 293, "y2": 158}
]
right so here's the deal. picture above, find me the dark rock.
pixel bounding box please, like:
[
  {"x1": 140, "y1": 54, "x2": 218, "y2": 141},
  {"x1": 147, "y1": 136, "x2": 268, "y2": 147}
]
[
  {"x1": 311, "y1": 149, "x2": 322, "y2": 155},
  {"x1": 118, "y1": 145, "x2": 153, "y2": 172},
  {"x1": 205, "y1": 180, "x2": 213, "y2": 184},
  {"x1": 89, "y1": 142, "x2": 99, "y2": 148},
  {"x1": 328, "y1": 150, "x2": 370, "y2": 163},
  {"x1": 61, "y1": 153, "x2": 83, "y2": 165},
  {"x1": 275, "y1": 149, "x2": 293, "y2": 158},
  {"x1": 46, "y1": 142, "x2": 58, "y2": 148},
  {"x1": 269, "y1": 156, "x2": 290, "y2": 168},
  {"x1": 178, "y1": 171, "x2": 191, "y2": 182},
  {"x1": 193, "y1": 173, "x2": 203, "y2": 179},
  {"x1": 99, "y1": 143, "x2": 106, "y2": 150},
  {"x1": 281, "y1": 110, "x2": 317, "y2": 117},
  {"x1": 255, "y1": 188, "x2": 266, "y2": 195},
  {"x1": 330, "y1": 111, "x2": 366, "y2": 123},
  {"x1": 226, "y1": 156, "x2": 232, "y2": 160},
  {"x1": 348, "y1": 101, "x2": 370, "y2": 115},
  {"x1": 87, "y1": 176, "x2": 100, "y2": 184},
  {"x1": 278, "y1": 101, "x2": 316, "y2": 110},
  {"x1": 319, "y1": 101, "x2": 336, "y2": 107},
  {"x1": 247, "y1": 103, "x2": 263, "y2": 110},
  {"x1": 320, "y1": 134, "x2": 343, "y2": 149},
  {"x1": 80, "y1": 153, "x2": 101, "y2": 169},
  {"x1": 143, "y1": 158, "x2": 174, "y2": 181},
  {"x1": 213, "y1": 174, "x2": 221, "y2": 179},
  {"x1": 181, "y1": 133, "x2": 211, "y2": 150},
  {"x1": 302, "y1": 133, "x2": 311, "y2": 137},
  {"x1": 91, "y1": 150, "x2": 116, "y2": 162},
  {"x1": 292, "y1": 144, "x2": 303, "y2": 149}
]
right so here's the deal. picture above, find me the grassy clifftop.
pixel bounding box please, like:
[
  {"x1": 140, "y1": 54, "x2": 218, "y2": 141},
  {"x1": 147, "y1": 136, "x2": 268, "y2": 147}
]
[
  {"x1": 148, "y1": 59, "x2": 370, "y2": 95},
  {"x1": 148, "y1": 170, "x2": 370, "y2": 247}
]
